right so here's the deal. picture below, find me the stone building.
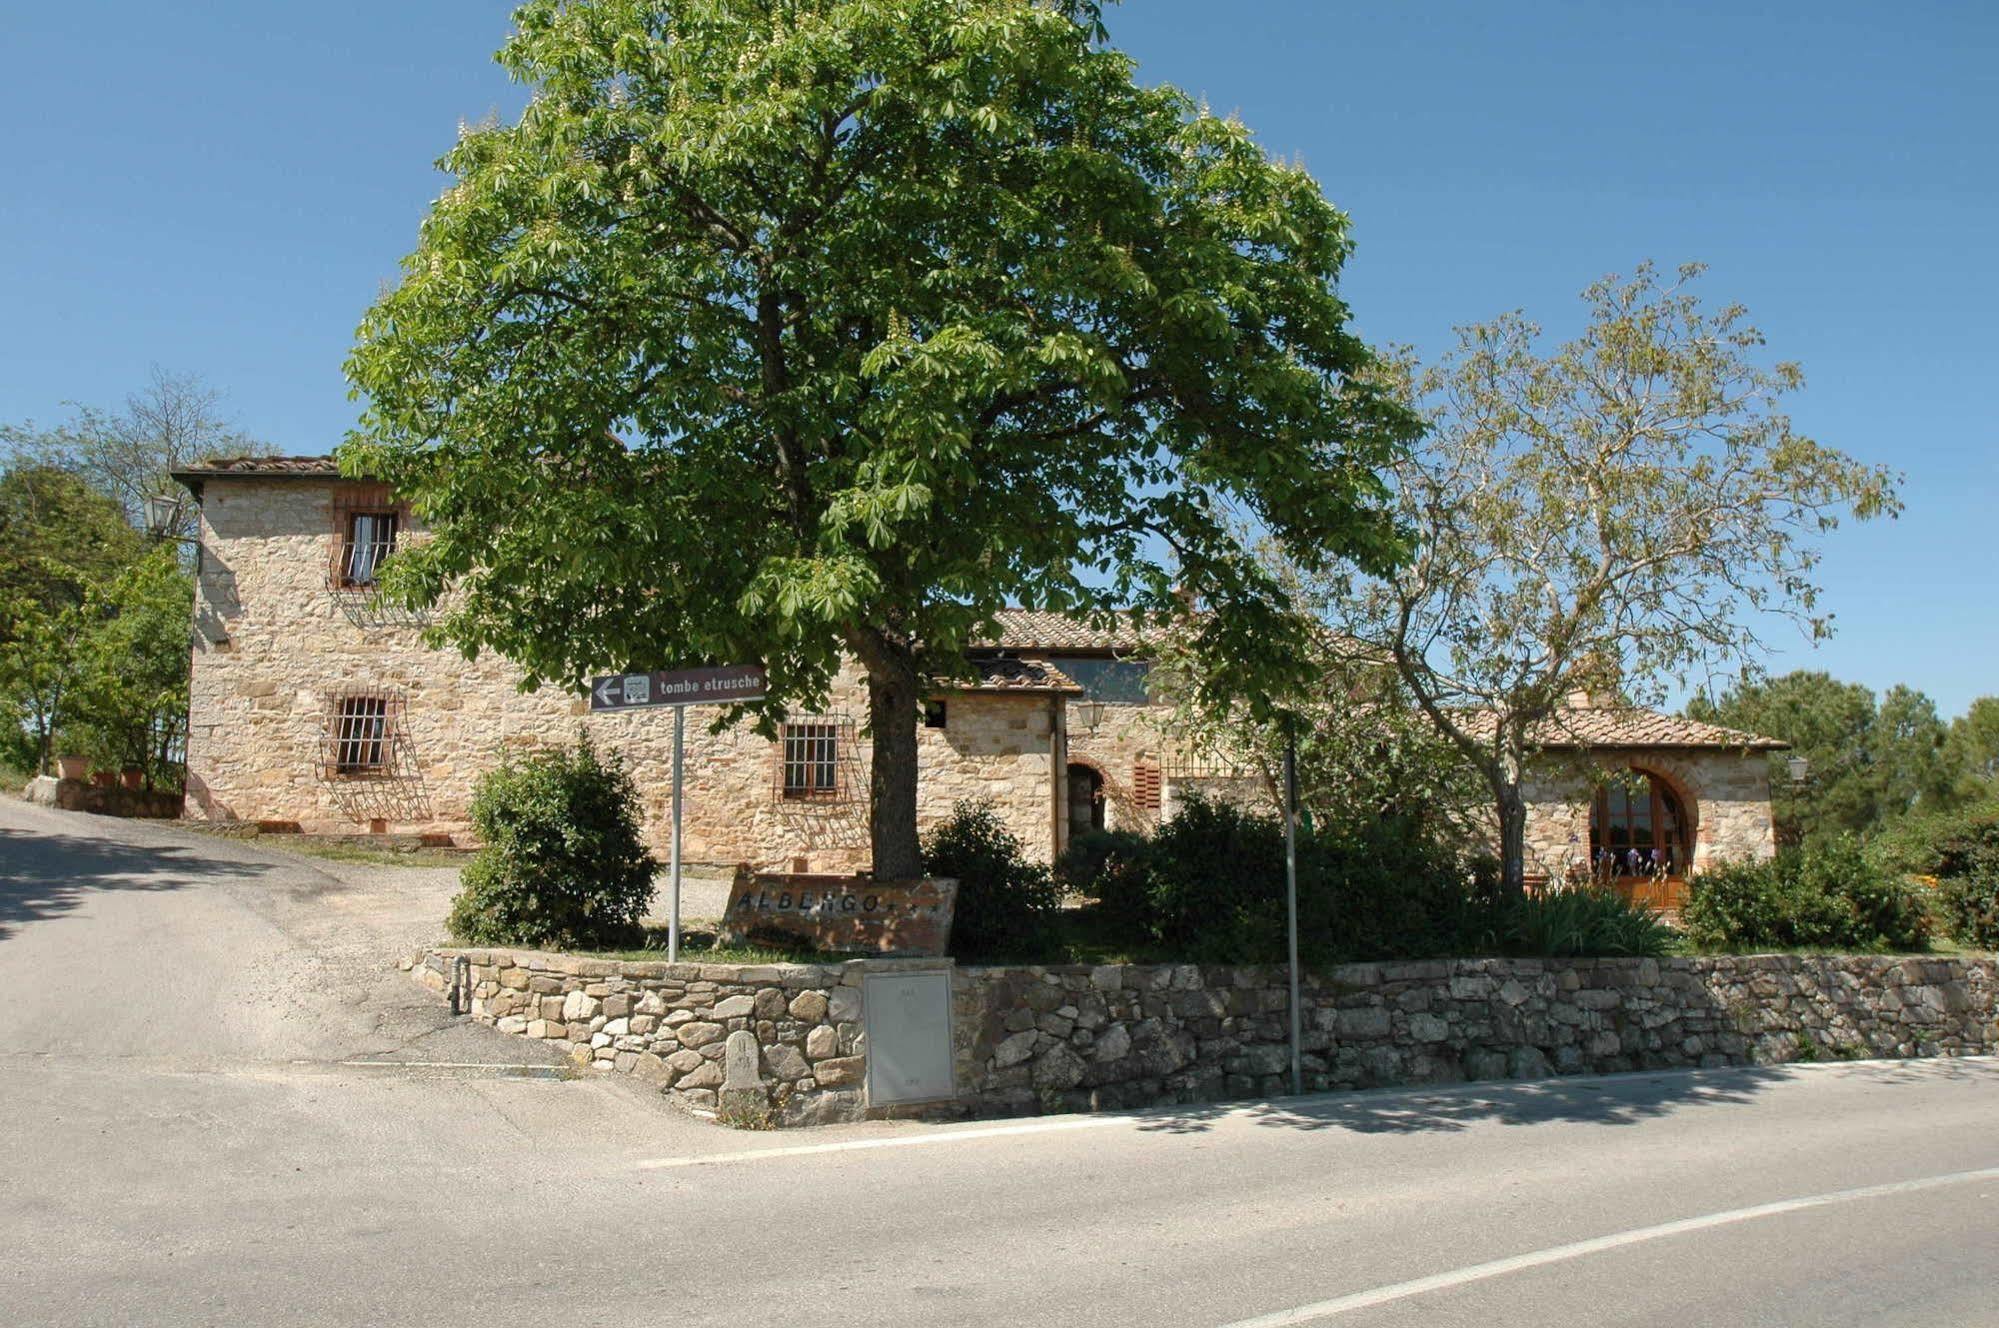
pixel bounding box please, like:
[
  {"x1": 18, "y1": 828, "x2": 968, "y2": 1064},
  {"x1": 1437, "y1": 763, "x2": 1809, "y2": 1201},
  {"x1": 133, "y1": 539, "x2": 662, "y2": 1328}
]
[
  {"x1": 170, "y1": 458, "x2": 1192, "y2": 871},
  {"x1": 170, "y1": 457, "x2": 1786, "y2": 896},
  {"x1": 1508, "y1": 700, "x2": 1789, "y2": 909}
]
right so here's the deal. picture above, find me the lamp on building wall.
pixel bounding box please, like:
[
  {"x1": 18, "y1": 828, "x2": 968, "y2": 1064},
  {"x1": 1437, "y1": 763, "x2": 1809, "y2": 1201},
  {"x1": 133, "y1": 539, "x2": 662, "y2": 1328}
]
[
  {"x1": 1786, "y1": 755, "x2": 1811, "y2": 785},
  {"x1": 1071, "y1": 698, "x2": 1106, "y2": 735},
  {"x1": 144, "y1": 491, "x2": 186, "y2": 541}
]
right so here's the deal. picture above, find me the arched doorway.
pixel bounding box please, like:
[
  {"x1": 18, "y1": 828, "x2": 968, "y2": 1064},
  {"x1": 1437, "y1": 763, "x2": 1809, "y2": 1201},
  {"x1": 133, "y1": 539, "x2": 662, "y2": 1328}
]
[
  {"x1": 1067, "y1": 763, "x2": 1106, "y2": 838},
  {"x1": 1590, "y1": 768, "x2": 1694, "y2": 909}
]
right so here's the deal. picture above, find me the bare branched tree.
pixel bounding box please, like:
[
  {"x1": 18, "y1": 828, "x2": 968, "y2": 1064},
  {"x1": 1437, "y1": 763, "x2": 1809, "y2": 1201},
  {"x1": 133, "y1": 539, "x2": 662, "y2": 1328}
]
[
  {"x1": 1, "y1": 367, "x2": 257, "y2": 540},
  {"x1": 1306, "y1": 263, "x2": 1901, "y2": 892}
]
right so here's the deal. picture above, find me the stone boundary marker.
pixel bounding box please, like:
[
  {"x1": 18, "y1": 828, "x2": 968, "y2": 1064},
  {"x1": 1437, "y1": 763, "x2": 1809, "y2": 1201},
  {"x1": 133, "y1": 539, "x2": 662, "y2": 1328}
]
[
  {"x1": 410, "y1": 949, "x2": 1998, "y2": 1128},
  {"x1": 715, "y1": 868, "x2": 957, "y2": 956}
]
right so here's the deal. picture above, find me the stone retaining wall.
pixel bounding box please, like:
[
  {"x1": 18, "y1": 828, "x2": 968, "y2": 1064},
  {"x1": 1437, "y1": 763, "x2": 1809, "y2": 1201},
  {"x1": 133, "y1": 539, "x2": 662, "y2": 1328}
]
[
  {"x1": 950, "y1": 955, "x2": 1996, "y2": 1117},
  {"x1": 24, "y1": 776, "x2": 183, "y2": 818},
  {"x1": 411, "y1": 948, "x2": 886, "y2": 1125},
  {"x1": 415, "y1": 949, "x2": 1997, "y2": 1127}
]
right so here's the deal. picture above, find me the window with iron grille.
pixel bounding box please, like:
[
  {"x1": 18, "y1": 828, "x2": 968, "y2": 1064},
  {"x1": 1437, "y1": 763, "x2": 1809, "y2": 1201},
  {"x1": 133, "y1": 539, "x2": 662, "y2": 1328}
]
[
  {"x1": 327, "y1": 483, "x2": 406, "y2": 594},
  {"x1": 337, "y1": 510, "x2": 399, "y2": 588},
  {"x1": 320, "y1": 690, "x2": 404, "y2": 779},
  {"x1": 781, "y1": 721, "x2": 843, "y2": 799}
]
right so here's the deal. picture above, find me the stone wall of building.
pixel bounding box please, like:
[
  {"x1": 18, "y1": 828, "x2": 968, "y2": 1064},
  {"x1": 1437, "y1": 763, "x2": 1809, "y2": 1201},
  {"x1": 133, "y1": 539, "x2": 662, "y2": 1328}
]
[
  {"x1": 186, "y1": 478, "x2": 1066, "y2": 870},
  {"x1": 1519, "y1": 747, "x2": 1778, "y2": 882},
  {"x1": 421, "y1": 947, "x2": 1997, "y2": 1127},
  {"x1": 1064, "y1": 701, "x2": 1191, "y2": 837}
]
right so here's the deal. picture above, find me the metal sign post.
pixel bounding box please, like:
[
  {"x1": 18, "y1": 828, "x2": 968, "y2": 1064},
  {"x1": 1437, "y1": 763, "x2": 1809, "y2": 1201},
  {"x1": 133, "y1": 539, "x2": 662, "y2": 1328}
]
[
  {"x1": 1284, "y1": 726, "x2": 1302, "y2": 1097},
  {"x1": 589, "y1": 666, "x2": 767, "y2": 965},
  {"x1": 670, "y1": 705, "x2": 685, "y2": 962}
]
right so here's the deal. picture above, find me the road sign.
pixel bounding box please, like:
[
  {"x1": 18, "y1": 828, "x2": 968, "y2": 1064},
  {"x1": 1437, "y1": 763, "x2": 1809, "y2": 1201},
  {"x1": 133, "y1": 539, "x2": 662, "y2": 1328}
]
[
  {"x1": 587, "y1": 663, "x2": 765, "y2": 964},
  {"x1": 588, "y1": 665, "x2": 766, "y2": 712}
]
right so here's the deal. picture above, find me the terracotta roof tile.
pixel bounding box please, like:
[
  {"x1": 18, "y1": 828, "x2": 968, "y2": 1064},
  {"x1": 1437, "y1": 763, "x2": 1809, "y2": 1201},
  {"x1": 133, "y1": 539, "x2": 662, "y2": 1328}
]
[
  {"x1": 1460, "y1": 706, "x2": 1788, "y2": 752},
  {"x1": 951, "y1": 654, "x2": 1084, "y2": 693},
  {"x1": 978, "y1": 609, "x2": 1146, "y2": 653},
  {"x1": 172, "y1": 455, "x2": 340, "y2": 479}
]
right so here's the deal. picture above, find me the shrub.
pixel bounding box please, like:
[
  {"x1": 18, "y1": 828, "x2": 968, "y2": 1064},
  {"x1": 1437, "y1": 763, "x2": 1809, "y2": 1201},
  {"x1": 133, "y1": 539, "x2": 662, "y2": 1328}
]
[
  {"x1": 1056, "y1": 827, "x2": 1155, "y2": 934},
  {"x1": 1109, "y1": 795, "x2": 1492, "y2": 966},
  {"x1": 1682, "y1": 838, "x2": 1932, "y2": 952},
  {"x1": 446, "y1": 735, "x2": 656, "y2": 950},
  {"x1": 1867, "y1": 801, "x2": 1999, "y2": 949},
  {"x1": 924, "y1": 800, "x2": 1063, "y2": 960},
  {"x1": 1935, "y1": 875, "x2": 1999, "y2": 950},
  {"x1": 1867, "y1": 801, "x2": 1999, "y2": 881},
  {"x1": 1488, "y1": 889, "x2": 1674, "y2": 959}
]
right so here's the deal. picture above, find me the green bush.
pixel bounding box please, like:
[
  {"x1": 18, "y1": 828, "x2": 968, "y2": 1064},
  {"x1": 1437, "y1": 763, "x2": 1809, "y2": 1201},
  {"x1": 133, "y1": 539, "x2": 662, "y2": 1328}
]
[
  {"x1": 1057, "y1": 827, "x2": 1155, "y2": 934},
  {"x1": 924, "y1": 800, "x2": 1063, "y2": 960},
  {"x1": 1866, "y1": 801, "x2": 1999, "y2": 949},
  {"x1": 446, "y1": 735, "x2": 656, "y2": 950},
  {"x1": 1079, "y1": 795, "x2": 1497, "y2": 966},
  {"x1": 1866, "y1": 801, "x2": 1999, "y2": 880},
  {"x1": 1935, "y1": 875, "x2": 1999, "y2": 949},
  {"x1": 1682, "y1": 838, "x2": 1932, "y2": 952},
  {"x1": 1486, "y1": 889, "x2": 1674, "y2": 959}
]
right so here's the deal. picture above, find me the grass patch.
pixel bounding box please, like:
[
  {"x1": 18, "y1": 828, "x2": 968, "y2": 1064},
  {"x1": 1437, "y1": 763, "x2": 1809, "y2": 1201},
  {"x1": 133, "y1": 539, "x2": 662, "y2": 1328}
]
[
  {"x1": 178, "y1": 822, "x2": 474, "y2": 869},
  {"x1": 0, "y1": 765, "x2": 30, "y2": 795},
  {"x1": 277, "y1": 840, "x2": 473, "y2": 869},
  {"x1": 1666, "y1": 936, "x2": 1953, "y2": 958}
]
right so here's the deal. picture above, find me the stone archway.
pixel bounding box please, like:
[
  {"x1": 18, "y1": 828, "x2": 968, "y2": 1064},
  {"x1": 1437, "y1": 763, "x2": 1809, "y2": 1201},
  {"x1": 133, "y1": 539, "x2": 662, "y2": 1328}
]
[
  {"x1": 1066, "y1": 762, "x2": 1106, "y2": 840},
  {"x1": 1590, "y1": 765, "x2": 1698, "y2": 910}
]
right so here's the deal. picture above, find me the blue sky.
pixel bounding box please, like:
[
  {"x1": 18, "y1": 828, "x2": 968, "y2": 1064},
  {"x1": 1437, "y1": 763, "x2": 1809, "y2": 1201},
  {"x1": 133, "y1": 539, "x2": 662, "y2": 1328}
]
[{"x1": 3, "y1": 2, "x2": 1993, "y2": 715}]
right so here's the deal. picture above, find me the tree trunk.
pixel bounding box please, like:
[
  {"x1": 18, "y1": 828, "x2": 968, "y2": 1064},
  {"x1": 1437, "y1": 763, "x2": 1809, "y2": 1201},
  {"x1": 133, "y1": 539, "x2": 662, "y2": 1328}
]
[
  {"x1": 850, "y1": 629, "x2": 924, "y2": 881},
  {"x1": 1494, "y1": 740, "x2": 1529, "y2": 896},
  {"x1": 1497, "y1": 783, "x2": 1528, "y2": 896}
]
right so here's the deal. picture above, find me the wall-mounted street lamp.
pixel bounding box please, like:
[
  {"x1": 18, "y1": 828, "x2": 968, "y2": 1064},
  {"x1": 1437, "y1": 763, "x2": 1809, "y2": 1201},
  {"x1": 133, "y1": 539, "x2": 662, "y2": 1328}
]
[
  {"x1": 1787, "y1": 755, "x2": 1811, "y2": 785},
  {"x1": 144, "y1": 491, "x2": 187, "y2": 541},
  {"x1": 1071, "y1": 698, "x2": 1106, "y2": 735}
]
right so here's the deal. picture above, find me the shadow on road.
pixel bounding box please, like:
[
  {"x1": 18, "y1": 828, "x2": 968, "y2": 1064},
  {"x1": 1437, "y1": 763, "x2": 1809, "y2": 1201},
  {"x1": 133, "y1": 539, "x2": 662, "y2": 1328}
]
[
  {"x1": 1135, "y1": 1066, "x2": 1793, "y2": 1136},
  {"x1": 1131, "y1": 1055, "x2": 1999, "y2": 1137},
  {"x1": 0, "y1": 823, "x2": 276, "y2": 941}
]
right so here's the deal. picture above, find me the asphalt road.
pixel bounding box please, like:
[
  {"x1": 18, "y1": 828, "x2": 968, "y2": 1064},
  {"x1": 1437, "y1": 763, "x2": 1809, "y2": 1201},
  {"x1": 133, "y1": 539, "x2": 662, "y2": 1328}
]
[{"x1": 3, "y1": 800, "x2": 1996, "y2": 1327}]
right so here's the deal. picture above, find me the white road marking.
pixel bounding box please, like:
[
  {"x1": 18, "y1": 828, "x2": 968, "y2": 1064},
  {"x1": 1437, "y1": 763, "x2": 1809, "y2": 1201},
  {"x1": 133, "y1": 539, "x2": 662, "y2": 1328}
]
[
  {"x1": 335, "y1": 1059, "x2": 568, "y2": 1078},
  {"x1": 1217, "y1": 1165, "x2": 1999, "y2": 1327},
  {"x1": 633, "y1": 1056, "x2": 1999, "y2": 1170},
  {"x1": 636, "y1": 1112, "x2": 1156, "y2": 1168}
]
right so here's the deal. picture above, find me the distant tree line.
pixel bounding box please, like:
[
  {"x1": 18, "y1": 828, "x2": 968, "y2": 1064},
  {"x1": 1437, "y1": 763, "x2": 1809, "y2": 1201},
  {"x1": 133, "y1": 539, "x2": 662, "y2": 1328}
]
[
  {"x1": 1689, "y1": 672, "x2": 1999, "y2": 851},
  {"x1": 0, "y1": 369, "x2": 251, "y2": 788}
]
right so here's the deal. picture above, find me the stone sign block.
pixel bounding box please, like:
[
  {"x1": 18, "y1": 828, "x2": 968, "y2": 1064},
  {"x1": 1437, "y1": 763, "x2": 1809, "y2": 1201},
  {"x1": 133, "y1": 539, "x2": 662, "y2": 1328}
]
[{"x1": 717, "y1": 868, "x2": 957, "y2": 956}]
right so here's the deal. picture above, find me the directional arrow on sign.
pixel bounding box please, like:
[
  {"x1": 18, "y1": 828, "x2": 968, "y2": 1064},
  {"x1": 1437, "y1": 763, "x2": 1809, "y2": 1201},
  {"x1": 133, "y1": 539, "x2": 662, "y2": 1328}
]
[{"x1": 587, "y1": 666, "x2": 765, "y2": 712}]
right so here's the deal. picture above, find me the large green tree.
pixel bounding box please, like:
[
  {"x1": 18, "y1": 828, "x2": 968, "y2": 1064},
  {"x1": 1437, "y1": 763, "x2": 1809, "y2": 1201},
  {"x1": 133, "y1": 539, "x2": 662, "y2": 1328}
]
[
  {"x1": 66, "y1": 549, "x2": 194, "y2": 790},
  {"x1": 345, "y1": 0, "x2": 1413, "y2": 876},
  {"x1": 1946, "y1": 697, "x2": 1999, "y2": 793},
  {"x1": 1302, "y1": 264, "x2": 1898, "y2": 892},
  {"x1": 0, "y1": 464, "x2": 147, "y2": 774},
  {"x1": 1871, "y1": 683, "x2": 1959, "y2": 817},
  {"x1": 1690, "y1": 670, "x2": 1882, "y2": 848},
  {"x1": 1691, "y1": 670, "x2": 1965, "y2": 847}
]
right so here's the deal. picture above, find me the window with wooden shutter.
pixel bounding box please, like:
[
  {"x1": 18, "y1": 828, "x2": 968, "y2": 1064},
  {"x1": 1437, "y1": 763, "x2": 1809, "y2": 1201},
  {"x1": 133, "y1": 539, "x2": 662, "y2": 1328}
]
[
  {"x1": 1132, "y1": 761, "x2": 1163, "y2": 813},
  {"x1": 328, "y1": 484, "x2": 405, "y2": 591}
]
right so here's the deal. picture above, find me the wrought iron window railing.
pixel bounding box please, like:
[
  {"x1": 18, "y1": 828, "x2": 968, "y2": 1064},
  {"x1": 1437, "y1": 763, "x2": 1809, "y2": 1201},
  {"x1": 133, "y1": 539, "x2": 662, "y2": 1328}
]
[
  {"x1": 329, "y1": 511, "x2": 399, "y2": 591},
  {"x1": 777, "y1": 718, "x2": 857, "y2": 801},
  {"x1": 318, "y1": 688, "x2": 409, "y2": 780}
]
